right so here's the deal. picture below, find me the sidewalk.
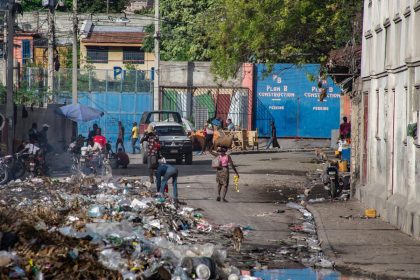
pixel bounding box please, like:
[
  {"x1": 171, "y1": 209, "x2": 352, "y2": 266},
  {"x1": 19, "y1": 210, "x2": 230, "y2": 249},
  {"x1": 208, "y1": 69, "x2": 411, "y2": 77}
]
[{"x1": 308, "y1": 200, "x2": 420, "y2": 280}]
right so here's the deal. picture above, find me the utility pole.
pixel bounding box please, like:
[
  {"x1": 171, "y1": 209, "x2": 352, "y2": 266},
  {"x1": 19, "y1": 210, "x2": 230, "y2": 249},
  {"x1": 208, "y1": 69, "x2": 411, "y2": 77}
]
[
  {"x1": 153, "y1": 0, "x2": 160, "y2": 110},
  {"x1": 72, "y1": 0, "x2": 78, "y2": 104},
  {"x1": 6, "y1": 0, "x2": 14, "y2": 154},
  {"x1": 106, "y1": 0, "x2": 109, "y2": 14},
  {"x1": 2, "y1": 13, "x2": 7, "y2": 86},
  {"x1": 47, "y1": 0, "x2": 55, "y2": 102}
]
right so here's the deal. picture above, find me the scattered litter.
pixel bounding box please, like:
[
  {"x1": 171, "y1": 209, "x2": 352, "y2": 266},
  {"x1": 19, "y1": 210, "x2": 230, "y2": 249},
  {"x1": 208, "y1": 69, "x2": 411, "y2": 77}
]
[
  {"x1": 364, "y1": 208, "x2": 377, "y2": 218},
  {"x1": 308, "y1": 198, "x2": 326, "y2": 204}
]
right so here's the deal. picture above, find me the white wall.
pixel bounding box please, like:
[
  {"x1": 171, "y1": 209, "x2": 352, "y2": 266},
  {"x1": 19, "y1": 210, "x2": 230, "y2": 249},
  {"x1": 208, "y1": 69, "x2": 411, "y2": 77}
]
[{"x1": 359, "y1": 0, "x2": 420, "y2": 238}]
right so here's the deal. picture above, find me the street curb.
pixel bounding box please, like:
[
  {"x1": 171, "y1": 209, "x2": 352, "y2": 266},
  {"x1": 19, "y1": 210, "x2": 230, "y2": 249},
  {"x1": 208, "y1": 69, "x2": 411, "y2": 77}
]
[
  {"x1": 230, "y1": 148, "x2": 319, "y2": 155},
  {"x1": 306, "y1": 204, "x2": 343, "y2": 266},
  {"x1": 307, "y1": 203, "x2": 420, "y2": 280}
]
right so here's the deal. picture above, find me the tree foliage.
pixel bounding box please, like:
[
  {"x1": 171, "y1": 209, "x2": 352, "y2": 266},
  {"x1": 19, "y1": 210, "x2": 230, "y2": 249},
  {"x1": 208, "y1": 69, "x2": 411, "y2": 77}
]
[
  {"x1": 208, "y1": 0, "x2": 363, "y2": 79},
  {"x1": 159, "y1": 0, "x2": 217, "y2": 61}
]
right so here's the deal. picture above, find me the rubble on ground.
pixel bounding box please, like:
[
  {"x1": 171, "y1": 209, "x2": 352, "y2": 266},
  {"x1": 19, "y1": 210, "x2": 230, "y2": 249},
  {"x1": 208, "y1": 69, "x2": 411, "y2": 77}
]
[{"x1": 0, "y1": 176, "x2": 244, "y2": 279}]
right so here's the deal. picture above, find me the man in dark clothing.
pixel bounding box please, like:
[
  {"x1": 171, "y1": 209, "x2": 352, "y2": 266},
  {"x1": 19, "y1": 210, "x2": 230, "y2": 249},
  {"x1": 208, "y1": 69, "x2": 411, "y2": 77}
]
[
  {"x1": 28, "y1": 122, "x2": 39, "y2": 142},
  {"x1": 39, "y1": 124, "x2": 52, "y2": 153},
  {"x1": 266, "y1": 120, "x2": 280, "y2": 149},
  {"x1": 156, "y1": 164, "x2": 178, "y2": 202},
  {"x1": 116, "y1": 121, "x2": 125, "y2": 152},
  {"x1": 88, "y1": 124, "x2": 99, "y2": 141}
]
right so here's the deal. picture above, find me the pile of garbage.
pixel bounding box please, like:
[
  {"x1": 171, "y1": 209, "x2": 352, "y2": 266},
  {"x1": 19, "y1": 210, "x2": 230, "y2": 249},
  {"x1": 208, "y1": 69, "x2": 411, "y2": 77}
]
[{"x1": 0, "y1": 177, "x2": 243, "y2": 279}]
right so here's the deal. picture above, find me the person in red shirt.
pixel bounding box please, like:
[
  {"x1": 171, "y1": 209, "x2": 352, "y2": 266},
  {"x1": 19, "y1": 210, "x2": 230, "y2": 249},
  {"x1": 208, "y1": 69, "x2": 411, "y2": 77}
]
[
  {"x1": 93, "y1": 128, "x2": 106, "y2": 148},
  {"x1": 339, "y1": 117, "x2": 351, "y2": 142}
]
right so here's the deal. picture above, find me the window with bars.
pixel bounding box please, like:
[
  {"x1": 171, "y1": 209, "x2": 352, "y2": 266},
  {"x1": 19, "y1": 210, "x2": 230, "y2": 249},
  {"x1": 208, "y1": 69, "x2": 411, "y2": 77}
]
[
  {"x1": 123, "y1": 47, "x2": 145, "y2": 64},
  {"x1": 86, "y1": 46, "x2": 108, "y2": 64}
]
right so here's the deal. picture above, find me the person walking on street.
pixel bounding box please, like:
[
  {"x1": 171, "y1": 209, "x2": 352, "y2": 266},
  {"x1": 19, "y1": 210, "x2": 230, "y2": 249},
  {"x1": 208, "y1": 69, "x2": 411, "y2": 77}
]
[
  {"x1": 130, "y1": 122, "x2": 139, "y2": 154},
  {"x1": 211, "y1": 147, "x2": 239, "y2": 202},
  {"x1": 156, "y1": 163, "x2": 179, "y2": 204},
  {"x1": 266, "y1": 120, "x2": 280, "y2": 149},
  {"x1": 141, "y1": 125, "x2": 160, "y2": 183},
  {"x1": 116, "y1": 121, "x2": 125, "y2": 152}
]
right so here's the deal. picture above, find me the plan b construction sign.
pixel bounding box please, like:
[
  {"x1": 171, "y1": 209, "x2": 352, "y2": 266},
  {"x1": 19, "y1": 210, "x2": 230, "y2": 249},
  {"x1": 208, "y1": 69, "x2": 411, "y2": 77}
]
[{"x1": 254, "y1": 64, "x2": 341, "y2": 138}]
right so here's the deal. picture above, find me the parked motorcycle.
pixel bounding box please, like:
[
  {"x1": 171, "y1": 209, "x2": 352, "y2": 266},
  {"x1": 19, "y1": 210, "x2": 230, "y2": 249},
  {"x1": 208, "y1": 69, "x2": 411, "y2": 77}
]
[
  {"x1": 69, "y1": 145, "x2": 112, "y2": 177},
  {"x1": 26, "y1": 152, "x2": 48, "y2": 177},
  {"x1": 327, "y1": 165, "x2": 340, "y2": 198},
  {"x1": 0, "y1": 152, "x2": 30, "y2": 185},
  {"x1": 323, "y1": 162, "x2": 344, "y2": 199}
]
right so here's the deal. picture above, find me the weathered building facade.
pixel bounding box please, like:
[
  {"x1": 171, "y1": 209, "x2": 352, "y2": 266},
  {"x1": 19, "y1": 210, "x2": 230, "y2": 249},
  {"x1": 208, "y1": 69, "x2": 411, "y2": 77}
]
[{"x1": 358, "y1": 0, "x2": 420, "y2": 238}]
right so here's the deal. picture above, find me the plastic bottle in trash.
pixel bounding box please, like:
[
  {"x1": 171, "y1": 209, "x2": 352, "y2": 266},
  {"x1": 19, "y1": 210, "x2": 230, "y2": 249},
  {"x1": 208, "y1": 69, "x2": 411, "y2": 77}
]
[
  {"x1": 35, "y1": 271, "x2": 44, "y2": 280},
  {"x1": 196, "y1": 264, "x2": 211, "y2": 280}
]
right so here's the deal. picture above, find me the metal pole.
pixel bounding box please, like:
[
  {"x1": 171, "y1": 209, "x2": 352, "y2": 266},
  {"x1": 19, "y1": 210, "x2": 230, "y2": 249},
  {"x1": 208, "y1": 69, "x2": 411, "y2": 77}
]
[
  {"x1": 72, "y1": 0, "x2": 78, "y2": 104},
  {"x1": 6, "y1": 0, "x2": 14, "y2": 154},
  {"x1": 47, "y1": 2, "x2": 55, "y2": 102},
  {"x1": 2, "y1": 15, "x2": 6, "y2": 85},
  {"x1": 153, "y1": 0, "x2": 160, "y2": 110}
]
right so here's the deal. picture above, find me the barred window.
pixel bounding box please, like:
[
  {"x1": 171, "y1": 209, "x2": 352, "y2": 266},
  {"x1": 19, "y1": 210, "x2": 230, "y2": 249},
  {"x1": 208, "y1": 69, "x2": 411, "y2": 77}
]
[
  {"x1": 86, "y1": 47, "x2": 108, "y2": 64},
  {"x1": 123, "y1": 47, "x2": 145, "y2": 64}
]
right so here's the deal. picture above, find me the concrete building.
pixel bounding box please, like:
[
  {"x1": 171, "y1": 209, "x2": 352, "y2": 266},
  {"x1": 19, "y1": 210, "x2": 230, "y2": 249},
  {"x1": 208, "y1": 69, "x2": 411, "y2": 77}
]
[
  {"x1": 357, "y1": 0, "x2": 420, "y2": 238},
  {"x1": 125, "y1": 0, "x2": 154, "y2": 14},
  {"x1": 80, "y1": 20, "x2": 155, "y2": 74}
]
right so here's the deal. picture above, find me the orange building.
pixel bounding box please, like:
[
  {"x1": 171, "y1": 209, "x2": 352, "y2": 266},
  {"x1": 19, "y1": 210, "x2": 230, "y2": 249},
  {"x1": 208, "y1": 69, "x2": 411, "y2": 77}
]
[{"x1": 0, "y1": 32, "x2": 39, "y2": 67}]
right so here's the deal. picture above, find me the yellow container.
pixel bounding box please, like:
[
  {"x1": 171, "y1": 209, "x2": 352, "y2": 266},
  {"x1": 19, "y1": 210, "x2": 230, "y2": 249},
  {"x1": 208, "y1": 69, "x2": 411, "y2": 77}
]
[
  {"x1": 364, "y1": 208, "x2": 377, "y2": 218},
  {"x1": 335, "y1": 150, "x2": 340, "y2": 156},
  {"x1": 338, "y1": 160, "x2": 348, "y2": 172}
]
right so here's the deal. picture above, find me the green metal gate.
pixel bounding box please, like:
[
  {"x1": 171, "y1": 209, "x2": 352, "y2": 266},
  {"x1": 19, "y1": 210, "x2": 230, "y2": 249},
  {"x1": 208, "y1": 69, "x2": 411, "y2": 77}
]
[{"x1": 160, "y1": 87, "x2": 250, "y2": 130}]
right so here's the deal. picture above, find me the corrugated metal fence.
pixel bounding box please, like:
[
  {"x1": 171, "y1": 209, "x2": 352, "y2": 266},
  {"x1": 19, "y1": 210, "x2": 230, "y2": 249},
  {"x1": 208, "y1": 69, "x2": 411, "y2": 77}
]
[{"x1": 20, "y1": 68, "x2": 154, "y2": 145}]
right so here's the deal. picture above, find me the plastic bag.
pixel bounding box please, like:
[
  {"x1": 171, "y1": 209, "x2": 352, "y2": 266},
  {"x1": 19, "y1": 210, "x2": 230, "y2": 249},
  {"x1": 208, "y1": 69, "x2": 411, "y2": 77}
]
[
  {"x1": 212, "y1": 157, "x2": 221, "y2": 168},
  {"x1": 99, "y1": 249, "x2": 127, "y2": 271},
  {"x1": 233, "y1": 175, "x2": 239, "y2": 192},
  {"x1": 0, "y1": 251, "x2": 15, "y2": 267},
  {"x1": 88, "y1": 205, "x2": 104, "y2": 218}
]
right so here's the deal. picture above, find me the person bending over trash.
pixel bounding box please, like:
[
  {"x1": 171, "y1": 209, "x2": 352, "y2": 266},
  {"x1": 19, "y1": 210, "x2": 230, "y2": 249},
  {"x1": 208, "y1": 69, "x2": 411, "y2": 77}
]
[
  {"x1": 116, "y1": 148, "x2": 130, "y2": 169},
  {"x1": 210, "y1": 146, "x2": 239, "y2": 202},
  {"x1": 156, "y1": 163, "x2": 179, "y2": 204}
]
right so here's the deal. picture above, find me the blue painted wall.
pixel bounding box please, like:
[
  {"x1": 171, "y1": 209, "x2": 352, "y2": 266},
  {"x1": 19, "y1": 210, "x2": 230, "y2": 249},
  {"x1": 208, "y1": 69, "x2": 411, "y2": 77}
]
[
  {"x1": 254, "y1": 64, "x2": 341, "y2": 138},
  {"x1": 77, "y1": 92, "x2": 152, "y2": 148}
]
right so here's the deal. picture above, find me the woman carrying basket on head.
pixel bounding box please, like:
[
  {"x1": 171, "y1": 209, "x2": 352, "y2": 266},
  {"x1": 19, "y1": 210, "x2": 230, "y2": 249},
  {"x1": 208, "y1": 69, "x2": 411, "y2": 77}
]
[{"x1": 210, "y1": 146, "x2": 239, "y2": 202}]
